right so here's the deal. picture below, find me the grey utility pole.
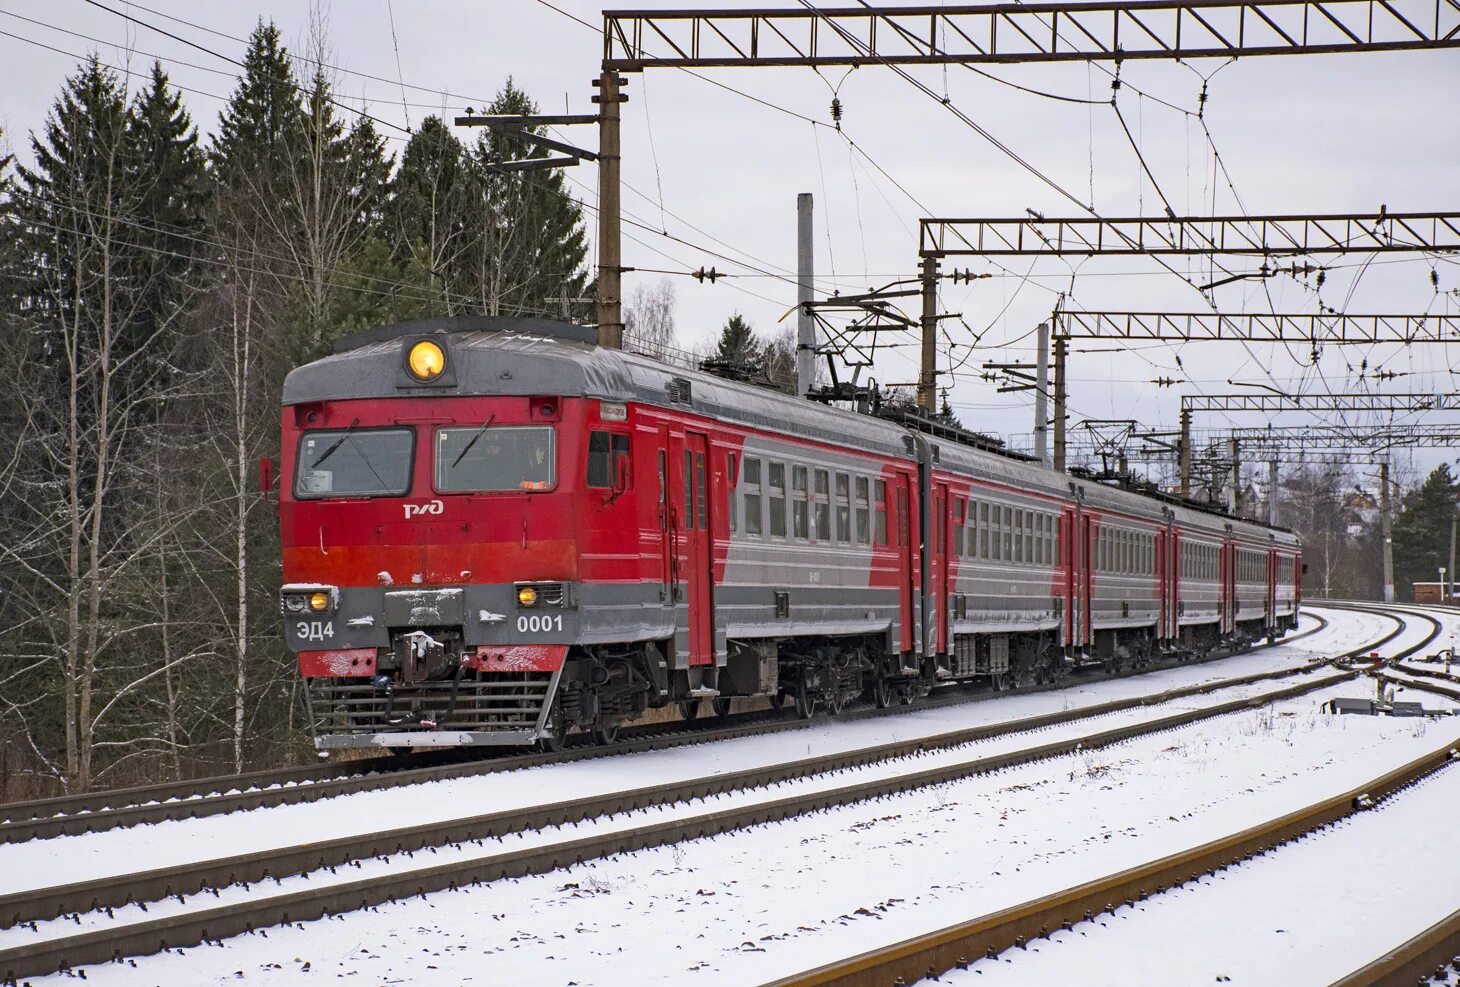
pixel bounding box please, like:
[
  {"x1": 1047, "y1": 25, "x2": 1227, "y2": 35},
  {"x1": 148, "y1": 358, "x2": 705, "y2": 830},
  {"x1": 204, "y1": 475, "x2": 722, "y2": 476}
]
[
  {"x1": 595, "y1": 71, "x2": 624, "y2": 349},
  {"x1": 917, "y1": 256, "x2": 939, "y2": 413},
  {"x1": 796, "y1": 193, "x2": 815, "y2": 398},
  {"x1": 1052, "y1": 334, "x2": 1068, "y2": 472},
  {"x1": 1380, "y1": 460, "x2": 1395, "y2": 603},
  {"x1": 1033, "y1": 322, "x2": 1050, "y2": 465}
]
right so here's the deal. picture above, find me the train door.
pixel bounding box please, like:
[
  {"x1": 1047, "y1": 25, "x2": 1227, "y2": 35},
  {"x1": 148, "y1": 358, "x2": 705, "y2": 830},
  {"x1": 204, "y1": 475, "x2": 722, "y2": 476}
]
[
  {"x1": 1060, "y1": 506, "x2": 1077, "y2": 648},
  {"x1": 655, "y1": 425, "x2": 676, "y2": 609},
  {"x1": 894, "y1": 473, "x2": 916, "y2": 655},
  {"x1": 1155, "y1": 528, "x2": 1167, "y2": 641},
  {"x1": 1080, "y1": 513, "x2": 1094, "y2": 648},
  {"x1": 1221, "y1": 542, "x2": 1236, "y2": 635},
  {"x1": 1266, "y1": 548, "x2": 1277, "y2": 631},
  {"x1": 933, "y1": 482, "x2": 950, "y2": 657},
  {"x1": 681, "y1": 432, "x2": 714, "y2": 665},
  {"x1": 1166, "y1": 526, "x2": 1180, "y2": 644}
]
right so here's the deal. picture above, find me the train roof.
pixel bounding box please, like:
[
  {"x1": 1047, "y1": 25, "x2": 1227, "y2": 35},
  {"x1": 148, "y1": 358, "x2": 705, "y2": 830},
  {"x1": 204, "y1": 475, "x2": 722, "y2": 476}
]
[
  {"x1": 284, "y1": 316, "x2": 1298, "y2": 548},
  {"x1": 284, "y1": 316, "x2": 915, "y2": 459}
]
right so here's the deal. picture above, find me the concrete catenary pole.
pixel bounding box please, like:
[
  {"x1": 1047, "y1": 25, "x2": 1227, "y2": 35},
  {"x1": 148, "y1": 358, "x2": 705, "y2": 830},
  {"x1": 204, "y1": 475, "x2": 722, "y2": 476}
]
[
  {"x1": 1052, "y1": 334, "x2": 1068, "y2": 472},
  {"x1": 1449, "y1": 509, "x2": 1457, "y2": 602},
  {"x1": 1268, "y1": 459, "x2": 1279, "y2": 526},
  {"x1": 1228, "y1": 439, "x2": 1241, "y2": 515},
  {"x1": 1033, "y1": 322, "x2": 1050, "y2": 465},
  {"x1": 1380, "y1": 460, "x2": 1395, "y2": 603},
  {"x1": 796, "y1": 193, "x2": 815, "y2": 397},
  {"x1": 595, "y1": 71, "x2": 623, "y2": 349},
  {"x1": 917, "y1": 256, "x2": 939, "y2": 413},
  {"x1": 1179, "y1": 407, "x2": 1192, "y2": 497}
]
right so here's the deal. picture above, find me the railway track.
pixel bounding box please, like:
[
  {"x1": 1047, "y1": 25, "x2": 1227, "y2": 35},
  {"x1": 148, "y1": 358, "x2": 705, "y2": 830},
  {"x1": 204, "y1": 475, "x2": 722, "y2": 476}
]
[
  {"x1": 754, "y1": 607, "x2": 1453, "y2": 987},
  {"x1": 0, "y1": 611, "x2": 1335, "y2": 844},
  {"x1": 0, "y1": 604, "x2": 1415, "y2": 982},
  {"x1": 762, "y1": 735, "x2": 1460, "y2": 987}
]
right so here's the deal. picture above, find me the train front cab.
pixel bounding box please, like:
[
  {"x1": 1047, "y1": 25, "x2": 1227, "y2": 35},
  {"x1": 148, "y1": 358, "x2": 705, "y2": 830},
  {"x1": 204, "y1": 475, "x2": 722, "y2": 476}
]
[{"x1": 280, "y1": 330, "x2": 653, "y2": 751}]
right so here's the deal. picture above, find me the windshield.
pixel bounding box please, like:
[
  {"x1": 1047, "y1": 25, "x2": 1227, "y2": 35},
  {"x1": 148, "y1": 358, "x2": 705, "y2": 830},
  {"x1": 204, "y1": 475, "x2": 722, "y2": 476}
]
[
  {"x1": 436, "y1": 425, "x2": 555, "y2": 492},
  {"x1": 295, "y1": 428, "x2": 413, "y2": 498}
]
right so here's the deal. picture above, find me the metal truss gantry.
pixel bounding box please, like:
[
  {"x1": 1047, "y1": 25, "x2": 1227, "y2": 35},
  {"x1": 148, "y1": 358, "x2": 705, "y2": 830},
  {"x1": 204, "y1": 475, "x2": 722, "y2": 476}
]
[
  {"x1": 604, "y1": 1, "x2": 1460, "y2": 68},
  {"x1": 1060, "y1": 311, "x2": 1460, "y2": 344},
  {"x1": 920, "y1": 212, "x2": 1460, "y2": 258}
]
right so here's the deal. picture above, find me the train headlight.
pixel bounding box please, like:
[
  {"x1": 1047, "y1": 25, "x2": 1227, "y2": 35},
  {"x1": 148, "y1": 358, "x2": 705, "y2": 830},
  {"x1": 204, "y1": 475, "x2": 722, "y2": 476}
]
[
  {"x1": 283, "y1": 595, "x2": 309, "y2": 613},
  {"x1": 407, "y1": 340, "x2": 445, "y2": 381},
  {"x1": 309, "y1": 591, "x2": 331, "y2": 612},
  {"x1": 517, "y1": 585, "x2": 539, "y2": 608}
]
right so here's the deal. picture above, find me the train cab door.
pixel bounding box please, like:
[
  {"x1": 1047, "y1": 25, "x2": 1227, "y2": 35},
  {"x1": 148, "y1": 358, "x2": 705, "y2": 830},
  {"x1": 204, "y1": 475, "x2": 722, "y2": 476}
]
[
  {"x1": 680, "y1": 432, "x2": 714, "y2": 665},
  {"x1": 932, "y1": 482, "x2": 950, "y2": 658}
]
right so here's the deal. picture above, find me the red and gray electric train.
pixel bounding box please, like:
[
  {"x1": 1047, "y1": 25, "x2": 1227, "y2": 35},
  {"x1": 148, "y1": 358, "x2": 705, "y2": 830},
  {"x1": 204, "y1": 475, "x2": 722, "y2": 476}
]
[{"x1": 276, "y1": 316, "x2": 1301, "y2": 751}]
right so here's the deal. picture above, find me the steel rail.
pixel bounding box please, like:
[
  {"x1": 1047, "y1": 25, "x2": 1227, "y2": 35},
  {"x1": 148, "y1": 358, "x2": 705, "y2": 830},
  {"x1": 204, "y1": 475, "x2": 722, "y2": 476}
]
[
  {"x1": 0, "y1": 659, "x2": 1352, "y2": 931},
  {"x1": 0, "y1": 625, "x2": 1398, "y2": 981},
  {"x1": 0, "y1": 613, "x2": 1330, "y2": 844},
  {"x1": 763, "y1": 736, "x2": 1460, "y2": 987},
  {"x1": 1328, "y1": 907, "x2": 1460, "y2": 986}
]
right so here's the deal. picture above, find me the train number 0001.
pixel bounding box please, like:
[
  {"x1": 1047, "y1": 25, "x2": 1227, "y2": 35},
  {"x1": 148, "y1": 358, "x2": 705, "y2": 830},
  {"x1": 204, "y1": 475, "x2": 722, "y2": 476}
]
[{"x1": 517, "y1": 614, "x2": 563, "y2": 634}]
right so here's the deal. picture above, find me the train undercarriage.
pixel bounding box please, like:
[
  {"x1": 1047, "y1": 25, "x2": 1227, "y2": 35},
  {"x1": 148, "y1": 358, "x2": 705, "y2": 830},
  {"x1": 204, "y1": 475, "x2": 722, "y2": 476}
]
[{"x1": 308, "y1": 615, "x2": 1295, "y2": 752}]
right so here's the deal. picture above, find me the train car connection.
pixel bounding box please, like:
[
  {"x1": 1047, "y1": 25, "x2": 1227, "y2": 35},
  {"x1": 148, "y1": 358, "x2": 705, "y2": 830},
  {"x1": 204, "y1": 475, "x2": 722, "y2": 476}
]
[{"x1": 275, "y1": 316, "x2": 1301, "y2": 752}]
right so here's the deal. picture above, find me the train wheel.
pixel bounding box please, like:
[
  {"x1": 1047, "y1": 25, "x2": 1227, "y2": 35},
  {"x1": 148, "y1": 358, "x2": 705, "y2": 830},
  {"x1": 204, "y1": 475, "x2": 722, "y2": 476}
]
[
  {"x1": 897, "y1": 684, "x2": 915, "y2": 706},
  {"x1": 827, "y1": 691, "x2": 846, "y2": 716},
  {"x1": 591, "y1": 719, "x2": 621, "y2": 745},
  {"x1": 678, "y1": 700, "x2": 700, "y2": 721},
  {"x1": 768, "y1": 691, "x2": 787, "y2": 711},
  {"x1": 795, "y1": 686, "x2": 818, "y2": 720},
  {"x1": 712, "y1": 697, "x2": 733, "y2": 718},
  {"x1": 871, "y1": 676, "x2": 892, "y2": 709}
]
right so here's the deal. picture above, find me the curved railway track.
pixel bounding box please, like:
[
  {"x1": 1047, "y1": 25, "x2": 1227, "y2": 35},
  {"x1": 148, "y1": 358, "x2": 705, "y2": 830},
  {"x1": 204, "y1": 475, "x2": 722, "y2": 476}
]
[
  {"x1": 0, "y1": 603, "x2": 1421, "y2": 982},
  {"x1": 758, "y1": 604, "x2": 1454, "y2": 987},
  {"x1": 0, "y1": 612, "x2": 1335, "y2": 844}
]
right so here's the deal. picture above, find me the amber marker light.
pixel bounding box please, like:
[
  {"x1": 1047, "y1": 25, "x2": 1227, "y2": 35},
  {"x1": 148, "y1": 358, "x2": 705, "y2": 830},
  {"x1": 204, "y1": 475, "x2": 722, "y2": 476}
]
[
  {"x1": 309, "y1": 591, "x2": 331, "y2": 612},
  {"x1": 407, "y1": 340, "x2": 445, "y2": 381},
  {"x1": 517, "y1": 586, "x2": 539, "y2": 607}
]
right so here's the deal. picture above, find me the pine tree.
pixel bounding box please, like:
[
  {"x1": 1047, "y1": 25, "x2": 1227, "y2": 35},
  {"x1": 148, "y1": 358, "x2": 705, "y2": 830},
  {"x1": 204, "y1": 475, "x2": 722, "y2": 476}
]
[
  {"x1": 123, "y1": 62, "x2": 206, "y2": 363},
  {"x1": 713, "y1": 312, "x2": 757, "y2": 365},
  {"x1": 467, "y1": 79, "x2": 589, "y2": 319},
  {"x1": 1393, "y1": 463, "x2": 1459, "y2": 599},
  {"x1": 388, "y1": 115, "x2": 472, "y2": 313},
  {"x1": 210, "y1": 22, "x2": 302, "y2": 193}
]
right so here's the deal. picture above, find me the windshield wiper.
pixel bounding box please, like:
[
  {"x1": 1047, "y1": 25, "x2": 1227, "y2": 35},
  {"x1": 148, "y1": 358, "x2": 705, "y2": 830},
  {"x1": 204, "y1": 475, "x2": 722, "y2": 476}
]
[
  {"x1": 312, "y1": 418, "x2": 360, "y2": 468},
  {"x1": 451, "y1": 414, "x2": 497, "y2": 469}
]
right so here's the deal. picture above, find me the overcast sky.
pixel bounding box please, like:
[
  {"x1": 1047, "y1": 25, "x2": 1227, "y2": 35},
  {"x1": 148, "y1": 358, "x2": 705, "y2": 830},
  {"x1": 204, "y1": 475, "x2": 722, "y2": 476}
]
[{"x1": 3, "y1": 1, "x2": 1457, "y2": 485}]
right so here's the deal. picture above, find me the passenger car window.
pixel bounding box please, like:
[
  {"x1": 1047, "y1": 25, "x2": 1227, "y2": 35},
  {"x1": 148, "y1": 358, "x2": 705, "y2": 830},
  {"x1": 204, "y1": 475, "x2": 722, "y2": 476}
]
[
  {"x1": 296, "y1": 427, "x2": 413, "y2": 498},
  {"x1": 768, "y1": 462, "x2": 787, "y2": 538}
]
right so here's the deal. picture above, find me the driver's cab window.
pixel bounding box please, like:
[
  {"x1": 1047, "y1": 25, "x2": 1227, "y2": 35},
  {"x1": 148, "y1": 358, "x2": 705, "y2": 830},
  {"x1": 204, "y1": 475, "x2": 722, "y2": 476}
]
[{"x1": 587, "y1": 430, "x2": 631, "y2": 488}]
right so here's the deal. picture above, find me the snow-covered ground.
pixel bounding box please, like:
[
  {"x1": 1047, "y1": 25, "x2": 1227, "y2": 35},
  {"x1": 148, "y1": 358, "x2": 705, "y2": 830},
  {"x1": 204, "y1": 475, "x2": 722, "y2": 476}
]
[
  {"x1": 20, "y1": 605, "x2": 1453, "y2": 986},
  {"x1": 948, "y1": 746, "x2": 1460, "y2": 986},
  {"x1": 0, "y1": 612, "x2": 1358, "y2": 898}
]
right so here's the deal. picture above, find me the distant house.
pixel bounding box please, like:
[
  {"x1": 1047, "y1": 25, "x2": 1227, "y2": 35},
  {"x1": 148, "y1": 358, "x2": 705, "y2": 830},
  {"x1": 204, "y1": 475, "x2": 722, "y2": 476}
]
[
  {"x1": 1414, "y1": 582, "x2": 1456, "y2": 604},
  {"x1": 1344, "y1": 489, "x2": 1379, "y2": 537}
]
